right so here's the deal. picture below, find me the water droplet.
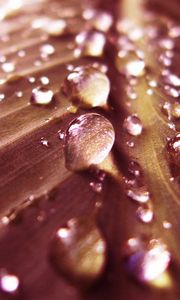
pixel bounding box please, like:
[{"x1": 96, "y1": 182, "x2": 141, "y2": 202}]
[
  {"x1": 40, "y1": 137, "x2": 49, "y2": 147},
  {"x1": 89, "y1": 181, "x2": 102, "y2": 193},
  {"x1": 28, "y1": 76, "x2": 36, "y2": 83},
  {"x1": 127, "y1": 186, "x2": 150, "y2": 203},
  {"x1": 44, "y1": 19, "x2": 66, "y2": 36},
  {"x1": 162, "y1": 102, "x2": 180, "y2": 120},
  {"x1": 0, "y1": 271, "x2": 19, "y2": 294},
  {"x1": 40, "y1": 44, "x2": 55, "y2": 59},
  {"x1": 31, "y1": 86, "x2": 54, "y2": 105},
  {"x1": 64, "y1": 113, "x2": 115, "y2": 171},
  {"x1": 146, "y1": 88, "x2": 154, "y2": 96},
  {"x1": 17, "y1": 50, "x2": 26, "y2": 57},
  {"x1": 40, "y1": 76, "x2": 49, "y2": 85},
  {"x1": 125, "y1": 60, "x2": 145, "y2": 77},
  {"x1": 0, "y1": 93, "x2": 5, "y2": 101},
  {"x1": 159, "y1": 38, "x2": 174, "y2": 50},
  {"x1": 62, "y1": 66, "x2": 110, "y2": 108},
  {"x1": 128, "y1": 161, "x2": 142, "y2": 177},
  {"x1": 87, "y1": 10, "x2": 113, "y2": 32},
  {"x1": 167, "y1": 134, "x2": 180, "y2": 166},
  {"x1": 126, "y1": 239, "x2": 171, "y2": 283},
  {"x1": 163, "y1": 221, "x2": 172, "y2": 229},
  {"x1": 1, "y1": 62, "x2": 15, "y2": 73},
  {"x1": 76, "y1": 31, "x2": 106, "y2": 57},
  {"x1": 164, "y1": 85, "x2": 179, "y2": 98},
  {"x1": 136, "y1": 206, "x2": 153, "y2": 223},
  {"x1": 123, "y1": 115, "x2": 143, "y2": 136},
  {"x1": 1, "y1": 216, "x2": 10, "y2": 225},
  {"x1": 164, "y1": 74, "x2": 180, "y2": 87},
  {"x1": 51, "y1": 217, "x2": 106, "y2": 286},
  {"x1": 58, "y1": 130, "x2": 65, "y2": 140},
  {"x1": 15, "y1": 91, "x2": 23, "y2": 98}
]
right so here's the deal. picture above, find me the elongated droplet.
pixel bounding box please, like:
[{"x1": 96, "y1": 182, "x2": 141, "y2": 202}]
[
  {"x1": 51, "y1": 217, "x2": 106, "y2": 286},
  {"x1": 136, "y1": 206, "x2": 153, "y2": 223},
  {"x1": 62, "y1": 66, "x2": 110, "y2": 108},
  {"x1": 31, "y1": 86, "x2": 54, "y2": 105},
  {"x1": 64, "y1": 113, "x2": 115, "y2": 171},
  {"x1": 127, "y1": 186, "x2": 150, "y2": 203}
]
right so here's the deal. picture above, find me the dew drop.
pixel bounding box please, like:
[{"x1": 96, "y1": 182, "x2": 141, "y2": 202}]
[
  {"x1": 126, "y1": 239, "x2": 171, "y2": 283},
  {"x1": 164, "y1": 85, "x2": 179, "y2": 98},
  {"x1": 0, "y1": 271, "x2": 19, "y2": 294},
  {"x1": 123, "y1": 115, "x2": 143, "y2": 136},
  {"x1": 0, "y1": 93, "x2": 5, "y2": 101},
  {"x1": 64, "y1": 113, "x2": 115, "y2": 171},
  {"x1": 127, "y1": 186, "x2": 150, "y2": 203},
  {"x1": 62, "y1": 66, "x2": 110, "y2": 108},
  {"x1": 51, "y1": 217, "x2": 106, "y2": 286},
  {"x1": 136, "y1": 206, "x2": 153, "y2": 223},
  {"x1": 31, "y1": 86, "x2": 54, "y2": 105}
]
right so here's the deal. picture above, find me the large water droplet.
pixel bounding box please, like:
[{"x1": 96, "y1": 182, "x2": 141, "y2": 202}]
[
  {"x1": 62, "y1": 66, "x2": 110, "y2": 108},
  {"x1": 31, "y1": 86, "x2": 54, "y2": 105},
  {"x1": 126, "y1": 239, "x2": 171, "y2": 283},
  {"x1": 51, "y1": 217, "x2": 106, "y2": 286},
  {"x1": 123, "y1": 115, "x2": 143, "y2": 136},
  {"x1": 1, "y1": 62, "x2": 15, "y2": 73},
  {"x1": 44, "y1": 19, "x2": 66, "y2": 36},
  {"x1": 0, "y1": 270, "x2": 19, "y2": 294},
  {"x1": 64, "y1": 113, "x2": 115, "y2": 171}
]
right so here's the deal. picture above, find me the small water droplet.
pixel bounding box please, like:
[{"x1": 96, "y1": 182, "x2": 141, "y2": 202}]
[
  {"x1": 51, "y1": 217, "x2": 106, "y2": 286},
  {"x1": 40, "y1": 44, "x2": 55, "y2": 59},
  {"x1": 1, "y1": 62, "x2": 15, "y2": 73},
  {"x1": 0, "y1": 93, "x2": 5, "y2": 101},
  {"x1": 17, "y1": 50, "x2": 26, "y2": 57},
  {"x1": 146, "y1": 88, "x2": 154, "y2": 96},
  {"x1": 90, "y1": 181, "x2": 102, "y2": 193},
  {"x1": 163, "y1": 221, "x2": 172, "y2": 229},
  {"x1": 162, "y1": 101, "x2": 180, "y2": 120},
  {"x1": 167, "y1": 134, "x2": 180, "y2": 166},
  {"x1": 62, "y1": 66, "x2": 110, "y2": 108},
  {"x1": 40, "y1": 76, "x2": 49, "y2": 85},
  {"x1": 15, "y1": 91, "x2": 23, "y2": 98},
  {"x1": 86, "y1": 10, "x2": 113, "y2": 33},
  {"x1": 0, "y1": 271, "x2": 19, "y2": 294},
  {"x1": 28, "y1": 76, "x2": 36, "y2": 83},
  {"x1": 127, "y1": 186, "x2": 150, "y2": 203},
  {"x1": 31, "y1": 86, "x2": 54, "y2": 105},
  {"x1": 58, "y1": 130, "x2": 65, "y2": 140},
  {"x1": 123, "y1": 115, "x2": 143, "y2": 136},
  {"x1": 125, "y1": 60, "x2": 145, "y2": 77},
  {"x1": 76, "y1": 31, "x2": 106, "y2": 57},
  {"x1": 44, "y1": 19, "x2": 66, "y2": 36},
  {"x1": 64, "y1": 113, "x2": 115, "y2": 171},
  {"x1": 136, "y1": 206, "x2": 153, "y2": 223},
  {"x1": 40, "y1": 137, "x2": 49, "y2": 147},
  {"x1": 164, "y1": 85, "x2": 179, "y2": 98}
]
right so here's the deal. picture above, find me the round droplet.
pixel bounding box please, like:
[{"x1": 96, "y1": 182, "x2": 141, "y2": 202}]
[
  {"x1": 1, "y1": 62, "x2": 15, "y2": 73},
  {"x1": 76, "y1": 31, "x2": 106, "y2": 57},
  {"x1": 127, "y1": 186, "x2": 150, "y2": 203},
  {"x1": 64, "y1": 113, "x2": 115, "y2": 171},
  {"x1": 126, "y1": 239, "x2": 171, "y2": 283},
  {"x1": 31, "y1": 86, "x2": 54, "y2": 105},
  {"x1": 136, "y1": 206, "x2": 153, "y2": 223},
  {"x1": 123, "y1": 115, "x2": 143, "y2": 136},
  {"x1": 125, "y1": 60, "x2": 145, "y2": 77},
  {"x1": 167, "y1": 134, "x2": 180, "y2": 166},
  {"x1": 0, "y1": 271, "x2": 19, "y2": 294},
  {"x1": 40, "y1": 44, "x2": 55, "y2": 58},
  {"x1": 51, "y1": 217, "x2": 106, "y2": 286},
  {"x1": 89, "y1": 181, "x2": 103, "y2": 193},
  {"x1": 62, "y1": 66, "x2": 110, "y2": 108}
]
